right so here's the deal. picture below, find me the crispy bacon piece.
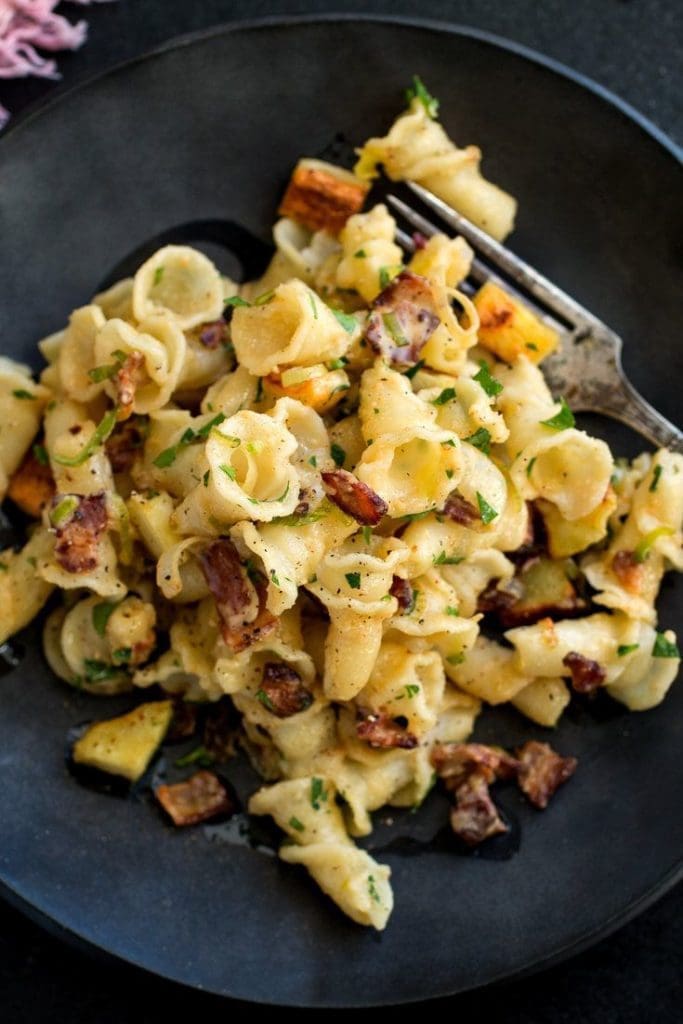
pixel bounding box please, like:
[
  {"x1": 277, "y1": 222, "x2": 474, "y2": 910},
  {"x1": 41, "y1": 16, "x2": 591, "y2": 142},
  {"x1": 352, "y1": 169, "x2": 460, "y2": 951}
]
[
  {"x1": 389, "y1": 575, "x2": 414, "y2": 612},
  {"x1": 515, "y1": 740, "x2": 577, "y2": 809},
  {"x1": 278, "y1": 159, "x2": 369, "y2": 234},
  {"x1": 365, "y1": 271, "x2": 440, "y2": 367},
  {"x1": 114, "y1": 350, "x2": 145, "y2": 421},
  {"x1": 105, "y1": 416, "x2": 147, "y2": 473},
  {"x1": 155, "y1": 770, "x2": 235, "y2": 826},
  {"x1": 7, "y1": 446, "x2": 54, "y2": 517},
  {"x1": 442, "y1": 493, "x2": 479, "y2": 526},
  {"x1": 203, "y1": 701, "x2": 240, "y2": 761},
  {"x1": 449, "y1": 769, "x2": 509, "y2": 846},
  {"x1": 166, "y1": 701, "x2": 198, "y2": 742},
  {"x1": 321, "y1": 468, "x2": 387, "y2": 525},
  {"x1": 198, "y1": 318, "x2": 229, "y2": 349},
  {"x1": 476, "y1": 579, "x2": 523, "y2": 617},
  {"x1": 258, "y1": 662, "x2": 314, "y2": 718},
  {"x1": 54, "y1": 492, "x2": 108, "y2": 573},
  {"x1": 356, "y1": 710, "x2": 418, "y2": 750},
  {"x1": 562, "y1": 651, "x2": 606, "y2": 694},
  {"x1": 611, "y1": 549, "x2": 644, "y2": 593},
  {"x1": 431, "y1": 742, "x2": 520, "y2": 788},
  {"x1": 200, "y1": 539, "x2": 277, "y2": 653}
]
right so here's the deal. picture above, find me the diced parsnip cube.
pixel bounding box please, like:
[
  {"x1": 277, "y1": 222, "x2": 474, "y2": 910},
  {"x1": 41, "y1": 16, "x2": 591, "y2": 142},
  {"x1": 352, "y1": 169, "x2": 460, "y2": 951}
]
[
  {"x1": 474, "y1": 281, "x2": 559, "y2": 363},
  {"x1": 72, "y1": 700, "x2": 173, "y2": 781},
  {"x1": 264, "y1": 366, "x2": 350, "y2": 414},
  {"x1": 536, "y1": 490, "x2": 616, "y2": 559},
  {"x1": 278, "y1": 159, "x2": 369, "y2": 235},
  {"x1": 512, "y1": 678, "x2": 570, "y2": 727}
]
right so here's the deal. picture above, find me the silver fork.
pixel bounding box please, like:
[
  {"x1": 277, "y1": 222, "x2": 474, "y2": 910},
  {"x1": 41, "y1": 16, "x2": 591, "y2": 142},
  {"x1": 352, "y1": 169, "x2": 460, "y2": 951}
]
[{"x1": 388, "y1": 183, "x2": 683, "y2": 453}]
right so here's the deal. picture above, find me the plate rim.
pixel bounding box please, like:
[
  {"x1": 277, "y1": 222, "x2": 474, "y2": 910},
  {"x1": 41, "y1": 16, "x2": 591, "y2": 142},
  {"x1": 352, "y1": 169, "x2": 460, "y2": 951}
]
[{"x1": 1, "y1": 12, "x2": 682, "y2": 1005}]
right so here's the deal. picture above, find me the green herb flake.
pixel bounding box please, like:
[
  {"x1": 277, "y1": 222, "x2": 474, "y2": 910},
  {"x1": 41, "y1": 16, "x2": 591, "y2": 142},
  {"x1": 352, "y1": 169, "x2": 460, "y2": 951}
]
[
  {"x1": 270, "y1": 569, "x2": 281, "y2": 587},
  {"x1": 345, "y1": 571, "x2": 361, "y2": 589},
  {"x1": 308, "y1": 454, "x2": 318, "y2": 467},
  {"x1": 432, "y1": 387, "x2": 456, "y2": 406},
  {"x1": 153, "y1": 445, "x2": 178, "y2": 469},
  {"x1": 0, "y1": 562, "x2": 7, "y2": 572},
  {"x1": 379, "y1": 264, "x2": 403, "y2": 290},
  {"x1": 50, "y1": 495, "x2": 79, "y2": 527},
  {"x1": 203, "y1": 470, "x2": 210, "y2": 487},
  {"x1": 354, "y1": 249, "x2": 367, "y2": 258},
  {"x1": 32, "y1": 443, "x2": 48, "y2": 466},
  {"x1": 432, "y1": 550, "x2": 464, "y2": 566},
  {"x1": 476, "y1": 492, "x2": 498, "y2": 525},
  {"x1": 405, "y1": 684, "x2": 420, "y2": 698},
  {"x1": 255, "y1": 376, "x2": 264, "y2": 403},
  {"x1": 308, "y1": 294, "x2": 319, "y2": 320},
  {"x1": 174, "y1": 745, "x2": 215, "y2": 769},
  {"x1": 12, "y1": 389, "x2": 36, "y2": 400},
  {"x1": 617, "y1": 644, "x2": 640, "y2": 657},
  {"x1": 254, "y1": 289, "x2": 275, "y2": 306},
  {"x1": 464, "y1": 427, "x2": 491, "y2": 455},
  {"x1": 526, "y1": 342, "x2": 539, "y2": 351},
  {"x1": 382, "y1": 311, "x2": 410, "y2": 347},
  {"x1": 446, "y1": 652, "x2": 465, "y2": 666},
  {"x1": 310, "y1": 776, "x2": 327, "y2": 811},
  {"x1": 404, "y1": 359, "x2": 425, "y2": 380},
  {"x1": 405, "y1": 75, "x2": 439, "y2": 119},
  {"x1": 367, "y1": 874, "x2": 382, "y2": 904},
  {"x1": 83, "y1": 659, "x2": 122, "y2": 683},
  {"x1": 473, "y1": 360, "x2": 503, "y2": 397},
  {"x1": 256, "y1": 689, "x2": 275, "y2": 711},
  {"x1": 112, "y1": 647, "x2": 132, "y2": 664},
  {"x1": 445, "y1": 606, "x2": 460, "y2": 616},
  {"x1": 224, "y1": 295, "x2": 251, "y2": 308},
  {"x1": 220, "y1": 463, "x2": 237, "y2": 480},
  {"x1": 330, "y1": 442, "x2": 346, "y2": 468},
  {"x1": 526, "y1": 456, "x2": 537, "y2": 479},
  {"x1": 52, "y1": 407, "x2": 118, "y2": 467},
  {"x1": 330, "y1": 309, "x2": 357, "y2": 334},
  {"x1": 196, "y1": 412, "x2": 226, "y2": 439},
  {"x1": 633, "y1": 526, "x2": 675, "y2": 563},
  {"x1": 540, "y1": 396, "x2": 575, "y2": 431},
  {"x1": 327, "y1": 358, "x2": 347, "y2": 370},
  {"x1": 652, "y1": 633, "x2": 680, "y2": 659},
  {"x1": 289, "y1": 816, "x2": 305, "y2": 833},
  {"x1": 362, "y1": 525, "x2": 372, "y2": 544},
  {"x1": 26, "y1": 556, "x2": 37, "y2": 568},
  {"x1": 92, "y1": 601, "x2": 118, "y2": 637},
  {"x1": 649, "y1": 465, "x2": 663, "y2": 492},
  {"x1": 153, "y1": 266, "x2": 165, "y2": 287}
]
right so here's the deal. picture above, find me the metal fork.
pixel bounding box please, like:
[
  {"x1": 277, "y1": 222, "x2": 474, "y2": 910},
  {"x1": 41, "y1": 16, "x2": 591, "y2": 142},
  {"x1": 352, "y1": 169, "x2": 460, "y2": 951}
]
[{"x1": 387, "y1": 183, "x2": 683, "y2": 453}]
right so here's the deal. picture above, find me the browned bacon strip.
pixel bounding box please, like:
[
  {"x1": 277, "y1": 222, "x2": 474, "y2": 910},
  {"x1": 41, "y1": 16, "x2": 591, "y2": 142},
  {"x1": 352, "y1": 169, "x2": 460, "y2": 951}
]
[
  {"x1": 611, "y1": 549, "x2": 644, "y2": 593},
  {"x1": 442, "y1": 493, "x2": 479, "y2": 526},
  {"x1": 8, "y1": 446, "x2": 55, "y2": 517},
  {"x1": 155, "y1": 770, "x2": 235, "y2": 826},
  {"x1": 258, "y1": 662, "x2": 314, "y2": 718},
  {"x1": 114, "y1": 350, "x2": 145, "y2": 420},
  {"x1": 198, "y1": 318, "x2": 229, "y2": 349},
  {"x1": 356, "y1": 710, "x2": 418, "y2": 750},
  {"x1": 54, "y1": 493, "x2": 108, "y2": 573},
  {"x1": 321, "y1": 468, "x2": 387, "y2": 525},
  {"x1": 431, "y1": 742, "x2": 520, "y2": 788},
  {"x1": 365, "y1": 271, "x2": 440, "y2": 367},
  {"x1": 199, "y1": 539, "x2": 277, "y2": 653},
  {"x1": 449, "y1": 770, "x2": 509, "y2": 846},
  {"x1": 105, "y1": 416, "x2": 147, "y2": 473},
  {"x1": 562, "y1": 651, "x2": 606, "y2": 694},
  {"x1": 515, "y1": 740, "x2": 577, "y2": 809},
  {"x1": 389, "y1": 575, "x2": 414, "y2": 613}
]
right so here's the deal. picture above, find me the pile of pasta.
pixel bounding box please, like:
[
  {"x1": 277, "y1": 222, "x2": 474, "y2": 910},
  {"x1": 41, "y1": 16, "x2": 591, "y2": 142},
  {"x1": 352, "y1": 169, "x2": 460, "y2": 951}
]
[{"x1": 2, "y1": 80, "x2": 682, "y2": 931}]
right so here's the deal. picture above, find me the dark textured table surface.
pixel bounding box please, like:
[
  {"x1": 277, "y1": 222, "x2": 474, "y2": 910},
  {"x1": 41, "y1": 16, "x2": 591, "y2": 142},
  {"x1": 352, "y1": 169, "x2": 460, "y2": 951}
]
[{"x1": 1, "y1": 2, "x2": 681, "y2": 1020}]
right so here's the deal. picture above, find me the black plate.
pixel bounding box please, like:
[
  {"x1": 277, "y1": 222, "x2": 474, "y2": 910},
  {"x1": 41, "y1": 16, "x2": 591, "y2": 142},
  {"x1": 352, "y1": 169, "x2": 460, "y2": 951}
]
[{"x1": 1, "y1": 16, "x2": 682, "y2": 1007}]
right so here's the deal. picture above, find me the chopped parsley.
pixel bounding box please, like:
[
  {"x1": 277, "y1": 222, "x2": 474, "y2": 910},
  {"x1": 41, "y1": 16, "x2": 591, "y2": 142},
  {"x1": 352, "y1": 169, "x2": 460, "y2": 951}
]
[
  {"x1": 446, "y1": 652, "x2": 465, "y2": 666},
  {"x1": 174, "y1": 745, "x2": 215, "y2": 768},
  {"x1": 367, "y1": 874, "x2": 382, "y2": 904},
  {"x1": 362, "y1": 525, "x2": 372, "y2": 544},
  {"x1": 445, "y1": 606, "x2": 459, "y2": 616},
  {"x1": 224, "y1": 295, "x2": 251, "y2": 308},
  {"x1": 152, "y1": 265, "x2": 165, "y2": 287},
  {"x1": 330, "y1": 442, "x2": 346, "y2": 468},
  {"x1": 476, "y1": 492, "x2": 498, "y2": 525},
  {"x1": 32, "y1": 443, "x2": 49, "y2": 466},
  {"x1": 464, "y1": 427, "x2": 491, "y2": 454},
  {"x1": 12, "y1": 389, "x2": 35, "y2": 400},
  {"x1": 345, "y1": 571, "x2": 361, "y2": 589},
  {"x1": 289, "y1": 816, "x2": 305, "y2": 833},
  {"x1": 354, "y1": 249, "x2": 367, "y2": 258},
  {"x1": 432, "y1": 550, "x2": 464, "y2": 566},
  {"x1": 52, "y1": 407, "x2": 118, "y2": 467},
  {"x1": 310, "y1": 776, "x2": 327, "y2": 810},
  {"x1": 275, "y1": 508, "x2": 328, "y2": 527},
  {"x1": 270, "y1": 569, "x2": 281, "y2": 587},
  {"x1": 379, "y1": 264, "x2": 404, "y2": 289},
  {"x1": 308, "y1": 294, "x2": 319, "y2": 319},
  {"x1": 112, "y1": 647, "x2": 132, "y2": 664},
  {"x1": 617, "y1": 644, "x2": 640, "y2": 657},
  {"x1": 256, "y1": 689, "x2": 275, "y2": 711},
  {"x1": 405, "y1": 75, "x2": 439, "y2": 119},
  {"x1": 152, "y1": 412, "x2": 226, "y2": 468},
  {"x1": 526, "y1": 456, "x2": 537, "y2": 479},
  {"x1": 540, "y1": 396, "x2": 575, "y2": 431},
  {"x1": 404, "y1": 359, "x2": 425, "y2": 380},
  {"x1": 652, "y1": 633, "x2": 680, "y2": 659},
  {"x1": 87, "y1": 349, "x2": 127, "y2": 383},
  {"x1": 382, "y1": 311, "x2": 409, "y2": 347},
  {"x1": 473, "y1": 360, "x2": 503, "y2": 397},
  {"x1": 50, "y1": 495, "x2": 79, "y2": 528},
  {"x1": 92, "y1": 601, "x2": 118, "y2": 637},
  {"x1": 432, "y1": 387, "x2": 456, "y2": 406},
  {"x1": 308, "y1": 454, "x2": 318, "y2": 467},
  {"x1": 649, "y1": 465, "x2": 663, "y2": 492},
  {"x1": 219, "y1": 463, "x2": 237, "y2": 480},
  {"x1": 404, "y1": 684, "x2": 420, "y2": 698},
  {"x1": 83, "y1": 659, "x2": 123, "y2": 683},
  {"x1": 633, "y1": 526, "x2": 674, "y2": 563},
  {"x1": 203, "y1": 470, "x2": 210, "y2": 487},
  {"x1": 330, "y1": 309, "x2": 357, "y2": 334},
  {"x1": 327, "y1": 358, "x2": 348, "y2": 370}
]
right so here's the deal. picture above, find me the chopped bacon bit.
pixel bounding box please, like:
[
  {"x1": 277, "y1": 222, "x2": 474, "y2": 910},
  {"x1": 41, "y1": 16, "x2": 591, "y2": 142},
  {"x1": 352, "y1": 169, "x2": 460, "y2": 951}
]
[
  {"x1": 476, "y1": 579, "x2": 523, "y2": 616},
  {"x1": 198, "y1": 319, "x2": 229, "y2": 349},
  {"x1": 200, "y1": 539, "x2": 277, "y2": 653},
  {"x1": 114, "y1": 350, "x2": 145, "y2": 421},
  {"x1": 105, "y1": 416, "x2": 147, "y2": 473},
  {"x1": 356, "y1": 710, "x2": 418, "y2": 750},
  {"x1": 611, "y1": 549, "x2": 644, "y2": 593},
  {"x1": 258, "y1": 662, "x2": 314, "y2": 718},
  {"x1": 515, "y1": 740, "x2": 577, "y2": 809},
  {"x1": 155, "y1": 770, "x2": 235, "y2": 826},
  {"x1": 449, "y1": 770, "x2": 508, "y2": 846},
  {"x1": 442, "y1": 493, "x2": 479, "y2": 525},
  {"x1": 166, "y1": 701, "x2": 198, "y2": 742},
  {"x1": 54, "y1": 492, "x2": 108, "y2": 573},
  {"x1": 562, "y1": 651, "x2": 606, "y2": 694},
  {"x1": 389, "y1": 575, "x2": 414, "y2": 612},
  {"x1": 7, "y1": 446, "x2": 55, "y2": 517},
  {"x1": 365, "y1": 271, "x2": 440, "y2": 367},
  {"x1": 203, "y1": 702, "x2": 240, "y2": 761},
  {"x1": 321, "y1": 468, "x2": 387, "y2": 525},
  {"x1": 278, "y1": 160, "x2": 369, "y2": 234},
  {"x1": 431, "y1": 742, "x2": 520, "y2": 788}
]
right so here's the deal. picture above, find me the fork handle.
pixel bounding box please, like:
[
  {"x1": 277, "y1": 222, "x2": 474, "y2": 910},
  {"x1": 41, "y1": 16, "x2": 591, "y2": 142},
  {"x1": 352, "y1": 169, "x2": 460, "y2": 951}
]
[{"x1": 594, "y1": 375, "x2": 683, "y2": 453}]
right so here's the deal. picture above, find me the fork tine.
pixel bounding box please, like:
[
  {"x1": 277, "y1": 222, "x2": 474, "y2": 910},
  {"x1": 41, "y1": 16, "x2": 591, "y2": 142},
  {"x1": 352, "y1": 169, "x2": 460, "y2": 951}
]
[{"x1": 405, "y1": 182, "x2": 596, "y2": 330}]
